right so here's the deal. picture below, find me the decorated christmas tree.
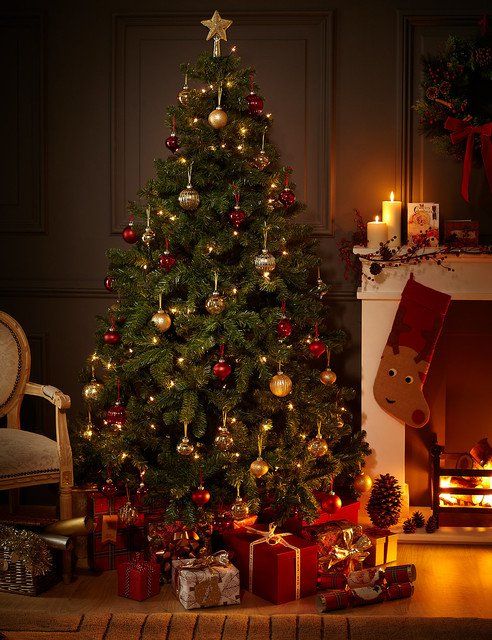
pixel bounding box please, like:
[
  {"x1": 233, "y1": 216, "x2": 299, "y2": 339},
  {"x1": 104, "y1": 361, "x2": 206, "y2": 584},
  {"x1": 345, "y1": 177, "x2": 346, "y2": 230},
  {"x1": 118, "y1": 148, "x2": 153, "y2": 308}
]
[{"x1": 73, "y1": 12, "x2": 370, "y2": 525}]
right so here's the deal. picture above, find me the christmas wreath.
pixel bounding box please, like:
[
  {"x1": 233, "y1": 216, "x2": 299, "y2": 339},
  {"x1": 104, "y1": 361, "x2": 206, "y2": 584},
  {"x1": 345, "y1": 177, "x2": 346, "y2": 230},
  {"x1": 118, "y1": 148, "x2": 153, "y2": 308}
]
[{"x1": 414, "y1": 23, "x2": 492, "y2": 201}]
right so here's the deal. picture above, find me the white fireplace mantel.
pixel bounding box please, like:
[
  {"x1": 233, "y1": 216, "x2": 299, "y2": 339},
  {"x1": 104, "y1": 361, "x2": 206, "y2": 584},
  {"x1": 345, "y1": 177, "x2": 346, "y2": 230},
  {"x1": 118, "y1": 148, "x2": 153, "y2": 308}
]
[{"x1": 355, "y1": 246, "x2": 492, "y2": 487}]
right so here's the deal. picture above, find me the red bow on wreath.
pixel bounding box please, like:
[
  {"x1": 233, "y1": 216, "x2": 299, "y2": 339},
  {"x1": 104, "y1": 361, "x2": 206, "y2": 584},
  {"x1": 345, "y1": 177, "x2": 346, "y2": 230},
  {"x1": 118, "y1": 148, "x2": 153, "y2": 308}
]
[{"x1": 445, "y1": 116, "x2": 492, "y2": 202}]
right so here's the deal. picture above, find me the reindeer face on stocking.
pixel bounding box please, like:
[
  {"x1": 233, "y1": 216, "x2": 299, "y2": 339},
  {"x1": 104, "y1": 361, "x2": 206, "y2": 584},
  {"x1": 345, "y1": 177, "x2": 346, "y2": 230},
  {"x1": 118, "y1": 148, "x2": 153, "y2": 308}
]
[{"x1": 373, "y1": 276, "x2": 451, "y2": 428}]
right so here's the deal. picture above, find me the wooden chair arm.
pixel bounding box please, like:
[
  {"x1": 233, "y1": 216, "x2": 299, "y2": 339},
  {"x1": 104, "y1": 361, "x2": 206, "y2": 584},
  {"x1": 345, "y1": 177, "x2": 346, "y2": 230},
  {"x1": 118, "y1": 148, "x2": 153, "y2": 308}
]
[{"x1": 25, "y1": 382, "x2": 71, "y2": 411}]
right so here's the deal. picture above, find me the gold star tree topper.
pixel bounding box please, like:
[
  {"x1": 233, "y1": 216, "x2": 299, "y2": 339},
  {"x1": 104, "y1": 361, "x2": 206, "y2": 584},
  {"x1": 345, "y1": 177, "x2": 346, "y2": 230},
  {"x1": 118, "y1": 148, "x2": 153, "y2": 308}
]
[{"x1": 201, "y1": 11, "x2": 233, "y2": 57}]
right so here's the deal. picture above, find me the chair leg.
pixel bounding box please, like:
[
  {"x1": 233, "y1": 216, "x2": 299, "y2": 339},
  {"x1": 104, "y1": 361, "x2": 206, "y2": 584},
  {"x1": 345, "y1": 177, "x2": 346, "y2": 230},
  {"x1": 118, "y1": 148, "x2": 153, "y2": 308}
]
[
  {"x1": 60, "y1": 486, "x2": 73, "y2": 584},
  {"x1": 8, "y1": 489, "x2": 20, "y2": 514}
]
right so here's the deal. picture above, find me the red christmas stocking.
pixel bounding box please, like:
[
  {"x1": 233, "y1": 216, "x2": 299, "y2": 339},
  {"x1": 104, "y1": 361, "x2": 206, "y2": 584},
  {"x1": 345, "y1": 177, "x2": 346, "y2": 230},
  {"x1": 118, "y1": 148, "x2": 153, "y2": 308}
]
[{"x1": 373, "y1": 275, "x2": 451, "y2": 428}]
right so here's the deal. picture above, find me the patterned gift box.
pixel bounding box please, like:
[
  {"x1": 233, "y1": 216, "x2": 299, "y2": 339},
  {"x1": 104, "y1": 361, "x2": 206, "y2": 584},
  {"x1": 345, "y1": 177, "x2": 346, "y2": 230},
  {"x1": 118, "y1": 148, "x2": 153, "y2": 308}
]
[
  {"x1": 172, "y1": 551, "x2": 240, "y2": 610},
  {"x1": 222, "y1": 523, "x2": 317, "y2": 605},
  {"x1": 117, "y1": 554, "x2": 161, "y2": 601}
]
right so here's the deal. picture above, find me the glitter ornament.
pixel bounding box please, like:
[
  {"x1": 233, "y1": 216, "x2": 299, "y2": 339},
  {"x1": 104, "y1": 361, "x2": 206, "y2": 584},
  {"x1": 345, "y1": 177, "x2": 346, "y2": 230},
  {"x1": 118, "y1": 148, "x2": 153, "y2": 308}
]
[
  {"x1": 122, "y1": 215, "x2": 138, "y2": 244},
  {"x1": 250, "y1": 457, "x2": 269, "y2": 478},
  {"x1": 251, "y1": 128, "x2": 270, "y2": 170},
  {"x1": 119, "y1": 485, "x2": 140, "y2": 526},
  {"x1": 307, "y1": 421, "x2": 329, "y2": 458},
  {"x1": 201, "y1": 10, "x2": 233, "y2": 57},
  {"x1": 214, "y1": 410, "x2": 234, "y2": 451},
  {"x1": 178, "y1": 161, "x2": 200, "y2": 210},
  {"x1": 83, "y1": 367, "x2": 103, "y2": 402},
  {"x1": 353, "y1": 471, "x2": 373, "y2": 494},
  {"x1": 208, "y1": 85, "x2": 228, "y2": 129},
  {"x1": 178, "y1": 71, "x2": 190, "y2": 106},
  {"x1": 141, "y1": 207, "x2": 155, "y2": 245},
  {"x1": 159, "y1": 238, "x2": 176, "y2": 272},
  {"x1": 254, "y1": 223, "x2": 276, "y2": 273},
  {"x1": 320, "y1": 368, "x2": 337, "y2": 385},
  {"x1": 246, "y1": 72, "x2": 263, "y2": 115},
  {"x1": 269, "y1": 362, "x2": 292, "y2": 397},
  {"x1": 205, "y1": 272, "x2": 226, "y2": 315},
  {"x1": 151, "y1": 294, "x2": 172, "y2": 332},
  {"x1": 176, "y1": 422, "x2": 195, "y2": 456}
]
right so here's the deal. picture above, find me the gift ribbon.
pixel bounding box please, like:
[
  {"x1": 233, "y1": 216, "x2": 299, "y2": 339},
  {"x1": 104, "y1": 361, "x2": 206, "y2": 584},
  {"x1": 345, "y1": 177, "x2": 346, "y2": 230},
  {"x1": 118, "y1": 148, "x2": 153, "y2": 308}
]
[
  {"x1": 123, "y1": 553, "x2": 156, "y2": 598},
  {"x1": 445, "y1": 116, "x2": 492, "y2": 202},
  {"x1": 318, "y1": 529, "x2": 371, "y2": 572},
  {"x1": 173, "y1": 551, "x2": 230, "y2": 604},
  {"x1": 244, "y1": 523, "x2": 301, "y2": 600}
]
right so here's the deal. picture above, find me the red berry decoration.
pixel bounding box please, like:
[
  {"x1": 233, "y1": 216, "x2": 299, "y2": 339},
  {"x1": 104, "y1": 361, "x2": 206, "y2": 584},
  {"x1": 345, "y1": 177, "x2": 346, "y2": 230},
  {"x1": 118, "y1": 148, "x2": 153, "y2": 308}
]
[
  {"x1": 246, "y1": 73, "x2": 263, "y2": 115},
  {"x1": 308, "y1": 322, "x2": 326, "y2": 358},
  {"x1": 228, "y1": 185, "x2": 246, "y2": 229},
  {"x1": 104, "y1": 276, "x2": 114, "y2": 292},
  {"x1": 213, "y1": 344, "x2": 232, "y2": 382},
  {"x1": 159, "y1": 238, "x2": 177, "y2": 272},
  {"x1": 322, "y1": 490, "x2": 342, "y2": 514},
  {"x1": 277, "y1": 300, "x2": 293, "y2": 339},
  {"x1": 165, "y1": 117, "x2": 180, "y2": 153},
  {"x1": 122, "y1": 215, "x2": 138, "y2": 244},
  {"x1": 279, "y1": 168, "x2": 296, "y2": 208}
]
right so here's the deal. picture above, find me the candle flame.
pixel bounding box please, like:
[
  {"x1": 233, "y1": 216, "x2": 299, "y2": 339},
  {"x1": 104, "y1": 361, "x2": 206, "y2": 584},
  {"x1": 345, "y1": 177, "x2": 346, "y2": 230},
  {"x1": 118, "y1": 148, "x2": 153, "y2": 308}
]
[
  {"x1": 390, "y1": 191, "x2": 395, "y2": 202},
  {"x1": 375, "y1": 215, "x2": 379, "y2": 222}
]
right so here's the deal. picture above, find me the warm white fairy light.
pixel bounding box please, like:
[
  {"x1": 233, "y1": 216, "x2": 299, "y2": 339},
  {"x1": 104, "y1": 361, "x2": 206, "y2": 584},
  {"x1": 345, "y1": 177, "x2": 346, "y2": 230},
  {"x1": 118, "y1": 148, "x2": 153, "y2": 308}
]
[
  {"x1": 266, "y1": 113, "x2": 272, "y2": 119},
  {"x1": 237, "y1": 145, "x2": 243, "y2": 151},
  {"x1": 230, "y1": 417, "x2": 237, "y2": 424},
  {"x1": 287, "y1": 402, "x2": 294, "y2": 410},
  {"x1": 177, "y1": 357, "x2": 184, "y2": 364},
  {"x1": 201, "y1": 88, "x2": 206, "y2": 94},
  {"x1": 157, "y1": 209, "x2": 164, "y2": 216},
  {"x1": 220, "y1": 143, "x2": 226, "y2": 149},
  {"x1": 207, "y1": 245, "x2": 214, "y2": 253},
  {"x1": 142, "y1": 263, "x2": 148, "y2": 270},
  {"x1": 152, "y1": 336, "x2": 158, "y2": 344},
  {"x1": 149, "y1": 396, "x2": 155, "y2": 402},
  {"x1": 121, "y1": 452, "x2": 128, "y2": 460},
  {"x1": 232, "y1": 287, "x2": 238, "y2": 294},
  {"x1": 259, "y1": 355, "x2": 267, "y2": 363},
  {"x1": 240, "y1": 127, "x2": 247, "y2": 135},
  {"x1": 282, "y1": 250, "x2": 288, "y2": 256},
  {"x1": 210, "y1": 145, "x2": 216, "y2": 151},
  {"x1": 170, "y1": 215, "x2": 177, "y2": 221},
  {"x1": 231, "y1": 45, "x2": 237, "y2": 52},
  {"x1": 150, "y1": 423, "x2": 156, "y2": 430},
  {"x1": 300, "y1": 433, "x2": 307, "y2": 440},
  {"x1": 226, "y1": 80, "x2": 233, "y2": 87},
  {"x1": 170, "y1": 307, "x2": 178, "y2": 314},
  {"x1": 179, "y1": 156, "x2": 187, "y2": 164},
  {"x1": 168, "y1": 380, "x2": 175, "y2": 388}
]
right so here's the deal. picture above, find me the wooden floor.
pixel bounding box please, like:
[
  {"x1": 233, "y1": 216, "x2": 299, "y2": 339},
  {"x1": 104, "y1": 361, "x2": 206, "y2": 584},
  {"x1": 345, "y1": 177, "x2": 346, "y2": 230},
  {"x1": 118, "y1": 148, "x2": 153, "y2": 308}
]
[{"x1": 0, "y1": 544, "x2": 490, "y2": 618}]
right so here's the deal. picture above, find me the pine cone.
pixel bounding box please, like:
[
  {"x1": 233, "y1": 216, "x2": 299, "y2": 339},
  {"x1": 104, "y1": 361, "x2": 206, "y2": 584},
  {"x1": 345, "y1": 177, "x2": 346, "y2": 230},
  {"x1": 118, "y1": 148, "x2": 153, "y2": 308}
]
[
  {"x1": 425, "y1": 515, "x2": 438, "y2": 533},
  {"x1": 402, "y1": 518, "x2": 416, "y2": 534},
  {"x1": 366, "y1": 473, "x2": 403, "y2": 529},
  {"x1": 411, "y1": 510, "x2": 425, "y2": 528}
]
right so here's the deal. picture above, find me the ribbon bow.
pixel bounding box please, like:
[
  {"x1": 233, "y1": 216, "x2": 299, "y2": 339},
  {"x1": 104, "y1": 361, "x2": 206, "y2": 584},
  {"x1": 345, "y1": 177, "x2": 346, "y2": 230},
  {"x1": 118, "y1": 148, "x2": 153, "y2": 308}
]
[
  {"x1": 244, "y1": 522, "x2": 291, "y2": 545},
  {"x1": 445, "y1": 116, "x2": 492, "y2": 202},
  {"x1": 319, "y1": 529, "x2": 372, "y2": 573},
  {"x1": 176, "y1": 550, "x2": 230, "y2": 572}
]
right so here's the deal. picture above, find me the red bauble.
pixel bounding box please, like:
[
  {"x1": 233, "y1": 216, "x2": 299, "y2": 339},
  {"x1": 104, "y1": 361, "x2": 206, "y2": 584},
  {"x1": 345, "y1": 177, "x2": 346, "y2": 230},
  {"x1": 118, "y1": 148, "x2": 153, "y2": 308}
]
[
  {"x1": 322, "y1": 491, "x2": 342, "y2": 514},
  {"x1": 279, "y1": 187, "x2": 296, "y2": 208},
  {"x1": 229, "y1": 206, "x2": 246, "y2": 229},
  {"x1": 191, "y1": 485, "x2": 211, "y2": 507},
  {"x1": 246, "y1": 92, "x2": 264, "y2": 116},
  {"x1": 213, "y1": 358, "x2": 232, "y2": 382},
  {"x1": 122, "y1": 224, "x2": 138, "y2": 244},
  {"x1": 106, "y1": 400, "x2": 126, "y2": 427},
  {"x1": 104, "y1": 328, "x2": 121, "y2": 345},
  {"x1": 165, "y1": 133, "x2": 180, "y2": 153},
  {"x1": 159, "y1": 251, "x2": 177, "y2": 272},
  {"x1": 104, "y1": 276, "x2": 114, "y2": 292},
  {"x1": 309, "y1": 339, "x2": 326, "y2": 358},
  {"x1": 277, "y1": 317, "x2": 293, "y2": 339},
  {"x1": 101, "y1": 478, "x2": 117, "y2": 498}
]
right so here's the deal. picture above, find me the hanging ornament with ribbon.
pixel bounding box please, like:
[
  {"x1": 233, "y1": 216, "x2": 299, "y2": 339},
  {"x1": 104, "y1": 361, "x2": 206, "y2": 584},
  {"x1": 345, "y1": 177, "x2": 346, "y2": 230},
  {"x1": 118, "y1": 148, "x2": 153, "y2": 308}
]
[
  {"x1": 103, "y1": 315, "x2": 121, "y2": 345},
  {"x1": 353, "y1": 466, "x2": 373, "y2": 494},
  {"x1": 122, "y1": 213, "x2": 138, "y2": 244},
  {"x1": 269, "y1": 361, "x2": 292, "y2": 397},
  {"x1": 118, "y1": 484, "x2": 140, "y2": 526},
  {"x1": 82, "y1": 410, "x2": 94, "y2": 439},
  {"x1": 277, "y1": 300, "x2": 293, "y2": 340},
  {"x1": 279, "y1": 167, "x2": 296, "y2": 208},
  {"x1": 159, "y1": 238, "x2": 177, "y2": 272},
  {"x1": 254, "y1": 222, "x2": 276, "y2": 274},
  {"x1": 106, "y1": 379, "x2": 126, "y2": 428},
  {"x1": 246, "y1": 71, "x2": 264, "y2": 116},
  {"x1": 251, "y1": 127, "x2": 270, "y2": 171},
  {"x1": 178, "y1": 161, "x2": 200, "y2": 210},
  {"x1": 151, "y1": 293, "x2": 172, "y2": 333},
  {"x1": 320, "y1": 349, "x2": 337, "y2": 385},
  {"x1": 231, "y1": 484, "x2": 249, "y2": 520},
  {"x1": 307, "y1": 419, "x2": 329, "y2": 458},
  {"x1": 228, "y1": 184, "x2": 246, "y2": 229},
  {"x1": 82, "y1": 364, "x2": 104, "y2": 402},
  {"x1": 208, "y1": 84, "x2": 228, "y2": 129},
  {"x1": 178, "y1": 69, "x2": 190, "y2": 106},
  {"x1": 214, "y1": 409, "x2": 234, "y2": 451},
  {"x1": 309, "y1": 322, "x2": 326, "y2": 358},
  {"x1": 205, "y1": 271, "x2": 226, "y2": 315},
  {"x1": 313, "y1": 266, "x2": 329, "y2": 299},
  {"x1": 176, "y1": 421, "x2": 195, "y2": 456},
  {"x1": 250, "y1": 427, "x2": 269, "y2": 478},
  {"x1": 101, "y1": 470, "x2": 117, "y2": 497},
  {"x1": 165, "y1": 116, "x2": 180, "y2": 153},
  {"x1": 191, "y1": 470, "x2": 211, "y2": 507},
  {"x1": 213, "y1": 344, "x2": 232, "y2": 382},
  {"x1": 322, "y1": 479, "x2": 342, "y2": 514},
  {"x1": 141, "y1": 207, "x2": 156, "y2": 245}
]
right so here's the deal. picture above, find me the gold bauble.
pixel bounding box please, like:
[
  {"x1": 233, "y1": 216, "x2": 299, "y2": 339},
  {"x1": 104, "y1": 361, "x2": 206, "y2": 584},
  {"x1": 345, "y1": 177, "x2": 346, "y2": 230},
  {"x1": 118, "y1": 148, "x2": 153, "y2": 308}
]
[
  {"x1": 82, "y1": 377, "x2": 103, "y2": 402},
  {"x1": 208, "y1": 107, "x2": 228, "y2": 129},
  {"x1": 214, "y1": 426, "x2": 234, "y2": 451},
  {"x1": 251, "y1": 150, "x2": 270, "y2": 171},
  {"x1": 307, "y1": 434, "x2": 329, "y2": 458},
  {"x1": 151, "y1": 309, "x2": 172, "y2": 332},
  {"x1": 178, "y1": 186, "x2": 200, "y2": 210},
  {"x1": 353, "y1": 471, "x2": 373, "y2": 494},
  {"x1": 118, "y1": 500, "x2": 140, "y2": 526},
  {"x1": 142, "y1": 227, "x2": 156, "y2": 245},
  {"x1": 269, "y1": 372, "x2": 292, "y2": 397},
  {"x1": 178, "y1": 86, "x2": 190, "y2": 106},
  {"x1": 176, "y1": 436, "x2": 194, "y2": 456},
  {"x1": 250, "y1": 456, "x2": 269, "y2": 478},
  {"x1": 254, "y1": 249, "x2": 276, "y2": 273},
  {"x1": 320, "y1": 368, "x2": 337, "y2": 385},
  {"x1": 231, "y1": 497, "x2": 249, "y2": 520},
  {"x1": 205, "y1": 291, "x2": 226, "y2": 315}
]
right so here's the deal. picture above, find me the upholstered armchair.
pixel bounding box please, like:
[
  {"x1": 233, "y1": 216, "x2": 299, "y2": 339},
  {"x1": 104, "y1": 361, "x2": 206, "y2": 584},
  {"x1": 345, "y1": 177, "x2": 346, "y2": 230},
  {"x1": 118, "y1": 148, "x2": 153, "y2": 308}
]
[{"x1": 0, "y1": 311, "x2": 73, "y2": 581}]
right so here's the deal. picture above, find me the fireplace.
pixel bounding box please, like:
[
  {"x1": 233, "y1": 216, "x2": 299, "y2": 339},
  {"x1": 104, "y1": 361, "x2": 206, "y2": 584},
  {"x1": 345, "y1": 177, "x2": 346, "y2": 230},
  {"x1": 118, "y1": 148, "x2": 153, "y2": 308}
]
[{"x1": 355, "y1": 248, "x2": 492, "y2": 540}]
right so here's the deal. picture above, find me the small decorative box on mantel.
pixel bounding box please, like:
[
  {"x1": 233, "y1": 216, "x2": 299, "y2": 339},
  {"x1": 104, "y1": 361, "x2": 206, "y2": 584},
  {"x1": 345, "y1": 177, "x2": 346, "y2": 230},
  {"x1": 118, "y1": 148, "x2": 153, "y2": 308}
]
[{"x1": 363, "y1": 528, "x2": 398, "y2": 566}]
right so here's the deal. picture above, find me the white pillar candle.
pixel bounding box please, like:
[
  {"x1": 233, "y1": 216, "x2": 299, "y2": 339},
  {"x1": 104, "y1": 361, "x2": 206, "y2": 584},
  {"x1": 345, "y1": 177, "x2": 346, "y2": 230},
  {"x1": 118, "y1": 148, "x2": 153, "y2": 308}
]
[
  {"x1": 367, "y1": 215, "x2": 388, "y2": 249},
  {"x1": 382, "y1": 191, "x2": 402, "y2": 247}
]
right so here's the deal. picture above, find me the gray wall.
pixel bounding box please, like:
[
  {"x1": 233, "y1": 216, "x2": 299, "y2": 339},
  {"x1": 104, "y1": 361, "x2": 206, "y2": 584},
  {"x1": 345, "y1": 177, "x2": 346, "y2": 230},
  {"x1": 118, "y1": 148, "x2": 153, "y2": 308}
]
[{"x1": 1, "y1": 0, "x2": 490, "y2": 430}]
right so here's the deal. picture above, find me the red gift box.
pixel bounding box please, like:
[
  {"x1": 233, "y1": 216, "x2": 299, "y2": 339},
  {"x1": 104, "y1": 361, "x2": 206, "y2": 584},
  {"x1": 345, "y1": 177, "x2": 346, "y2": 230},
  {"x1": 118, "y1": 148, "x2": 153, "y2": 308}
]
[
  {"x1": 223, "y1": 524, "x2": 317, "y2": 604},
  {"x1": 282, "y1": 499, "x2": 360, "y2": 535},
  {"x1": 117, "y1": 554, "x2": 160, "y2": 601}
]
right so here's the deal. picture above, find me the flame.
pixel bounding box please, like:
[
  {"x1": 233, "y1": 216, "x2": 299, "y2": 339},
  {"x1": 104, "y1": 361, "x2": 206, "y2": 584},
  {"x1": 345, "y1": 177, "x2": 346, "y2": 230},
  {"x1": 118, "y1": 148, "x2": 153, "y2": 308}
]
[
  {"x1": 390, "y1": 191, "x2": 395, "y2": 202},
  {"x1": 375, "y1": 215, "x2": 380, "y2": 223}
]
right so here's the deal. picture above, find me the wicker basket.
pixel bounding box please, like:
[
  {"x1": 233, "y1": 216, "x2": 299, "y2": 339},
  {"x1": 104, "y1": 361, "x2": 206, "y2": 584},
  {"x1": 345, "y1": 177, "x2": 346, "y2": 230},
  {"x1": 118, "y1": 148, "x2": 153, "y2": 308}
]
[{"x1": 0, "y1": 549, "x2": 58, "y2": 596}]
